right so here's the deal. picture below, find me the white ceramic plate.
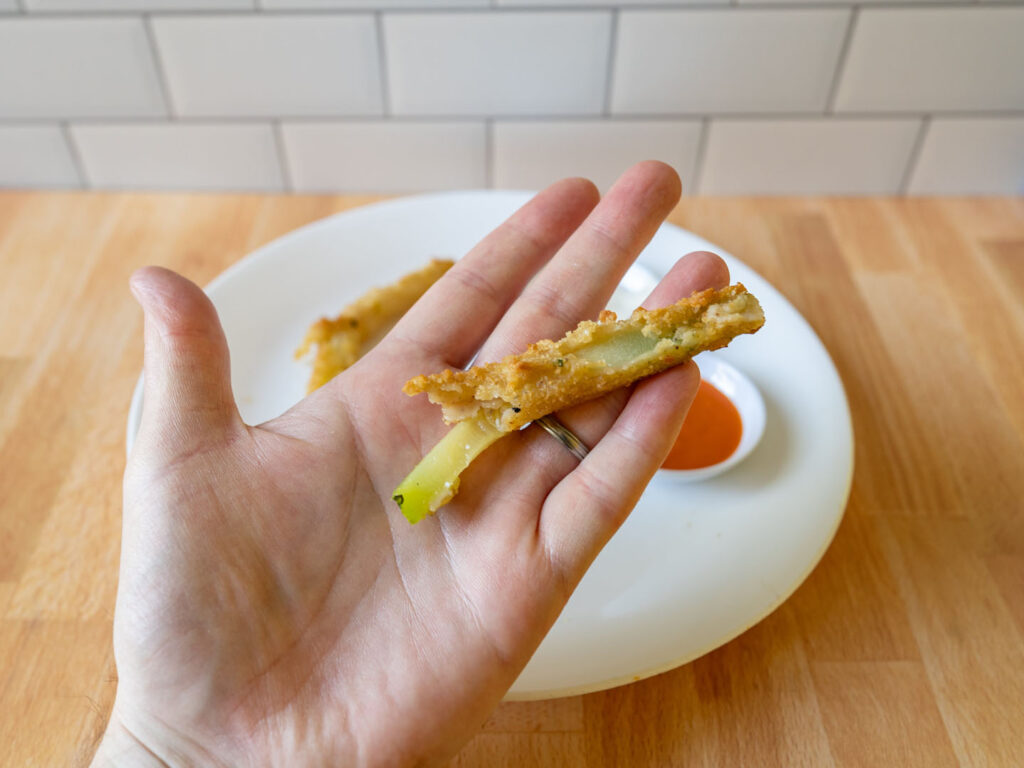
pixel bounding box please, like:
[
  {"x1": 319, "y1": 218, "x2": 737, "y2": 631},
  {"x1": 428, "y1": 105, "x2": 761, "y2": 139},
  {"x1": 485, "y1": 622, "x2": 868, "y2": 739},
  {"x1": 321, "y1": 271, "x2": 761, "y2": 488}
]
[{"x1": 127, "y1": 191, "x2": 853, "y2": 701}]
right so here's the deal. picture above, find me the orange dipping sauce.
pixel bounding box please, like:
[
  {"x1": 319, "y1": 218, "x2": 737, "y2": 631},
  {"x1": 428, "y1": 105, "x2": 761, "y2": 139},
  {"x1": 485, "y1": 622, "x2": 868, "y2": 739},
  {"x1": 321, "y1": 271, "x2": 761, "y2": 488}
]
[{"x1": 661, "y1": 380, "x2": 743, "y2": 470}]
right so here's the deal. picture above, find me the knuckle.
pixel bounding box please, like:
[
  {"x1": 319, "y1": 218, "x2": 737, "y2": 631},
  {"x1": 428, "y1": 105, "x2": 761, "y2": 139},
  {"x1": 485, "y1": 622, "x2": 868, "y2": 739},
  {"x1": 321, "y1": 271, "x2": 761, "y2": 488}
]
[
  {"x1": 524, "y1": 282, "x2": 581, "y2": 329},
  {"x1": 584, "y1": 217, "x2": 631, "y2": 261},
  {"x1": 573, "y1": 466, "x2": 623, "y2": 522},
  {"x1": 449, "y1": 265, "x2": 503, "y2": 307}
]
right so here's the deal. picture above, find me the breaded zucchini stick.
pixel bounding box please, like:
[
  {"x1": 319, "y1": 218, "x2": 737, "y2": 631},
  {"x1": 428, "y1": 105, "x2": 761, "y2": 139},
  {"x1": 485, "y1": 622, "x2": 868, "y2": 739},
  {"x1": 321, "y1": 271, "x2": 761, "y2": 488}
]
[
  {"x1": 394, "y1": 283, "x2": 764, "y2": 522},
  {"x1": 296, "y1": 258, "x2": 454, "y2": 392}
]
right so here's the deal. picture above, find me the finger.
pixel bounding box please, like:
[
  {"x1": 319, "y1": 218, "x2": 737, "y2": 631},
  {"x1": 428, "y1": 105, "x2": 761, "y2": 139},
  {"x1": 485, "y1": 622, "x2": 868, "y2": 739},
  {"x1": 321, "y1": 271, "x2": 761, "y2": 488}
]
[
  {"x1": 382, "y1": 177, "x2": 600, "y2": 371},
  {"x1": 477, "y1": 161, "x2": 682, "y2": 363},
  {"x1": 130, "y1": 266, "x2": 241, "y2": 447},
  {"x1": 536, "y1": 252, "x2": 730, "y2": 579},
  {"x1": 540, "y1": 256, "x2": 733, "y2": 581},
  {"x1": 540, "y1": 363, "x2": 698, "y2": 581}
]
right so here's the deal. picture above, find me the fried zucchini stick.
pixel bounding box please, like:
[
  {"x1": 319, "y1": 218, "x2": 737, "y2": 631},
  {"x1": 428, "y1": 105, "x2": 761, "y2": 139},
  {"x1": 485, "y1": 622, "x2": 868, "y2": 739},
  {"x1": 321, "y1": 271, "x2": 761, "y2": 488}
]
[
  {"x1": 296, "y1": 258, "x2": 454, "y2": 392},
  {"x1": 394, "y1": 283, "x2": 764, "y2": 522}
]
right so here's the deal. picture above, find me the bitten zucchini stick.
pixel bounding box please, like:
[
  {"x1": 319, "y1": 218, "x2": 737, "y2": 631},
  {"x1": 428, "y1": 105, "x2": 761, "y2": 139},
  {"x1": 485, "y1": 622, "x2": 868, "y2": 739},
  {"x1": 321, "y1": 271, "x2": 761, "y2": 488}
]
[
  {"x1": 296, "y1": 258, "x2": 454, "y2": 392},
  {"x1": 394, "y1": 283, "x2": 765, "y2": 523}
]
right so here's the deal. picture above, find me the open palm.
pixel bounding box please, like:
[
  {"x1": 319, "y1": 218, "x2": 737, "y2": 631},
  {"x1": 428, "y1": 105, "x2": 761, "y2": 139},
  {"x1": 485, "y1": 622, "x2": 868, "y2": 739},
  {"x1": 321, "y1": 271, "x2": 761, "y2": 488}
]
[{"x1": 100, "y1": 163, "x2": 729, "y2": 767}]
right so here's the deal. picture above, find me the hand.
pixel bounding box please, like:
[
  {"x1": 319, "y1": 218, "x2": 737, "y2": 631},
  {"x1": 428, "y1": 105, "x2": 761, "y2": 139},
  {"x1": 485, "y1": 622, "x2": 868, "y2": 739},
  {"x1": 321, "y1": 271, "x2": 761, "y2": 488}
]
[{"x1": 93, "y1": 162, "x2": 729, "y2": 767}]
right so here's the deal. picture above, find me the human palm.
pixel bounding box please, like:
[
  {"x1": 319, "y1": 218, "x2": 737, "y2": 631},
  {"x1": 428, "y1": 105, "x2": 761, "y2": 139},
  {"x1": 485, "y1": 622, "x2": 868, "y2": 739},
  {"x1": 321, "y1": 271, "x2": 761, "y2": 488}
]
[{"x1": 99, "y1": 163, "x2": 729, "y2": 767}]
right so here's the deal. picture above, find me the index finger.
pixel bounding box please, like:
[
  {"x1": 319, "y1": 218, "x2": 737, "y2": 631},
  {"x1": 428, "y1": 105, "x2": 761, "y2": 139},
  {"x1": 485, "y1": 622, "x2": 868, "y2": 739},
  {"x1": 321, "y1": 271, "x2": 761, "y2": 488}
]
[{"x1": 381, "y1": 177, "x2": 600, "y2": 372}]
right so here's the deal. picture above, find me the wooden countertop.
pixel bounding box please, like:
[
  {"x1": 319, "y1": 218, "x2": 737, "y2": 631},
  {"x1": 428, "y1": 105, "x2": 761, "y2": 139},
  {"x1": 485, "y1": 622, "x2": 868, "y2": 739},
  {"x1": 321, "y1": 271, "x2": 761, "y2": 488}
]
[{"x1": 1, "y1": 192, "x2": 1022, "y2": 766}]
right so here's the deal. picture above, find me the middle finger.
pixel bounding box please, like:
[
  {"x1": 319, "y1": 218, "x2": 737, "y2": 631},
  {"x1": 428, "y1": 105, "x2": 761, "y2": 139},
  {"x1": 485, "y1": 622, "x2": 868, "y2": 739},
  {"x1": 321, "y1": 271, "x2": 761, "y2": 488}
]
[{"x1": 476, "y1": 161, "x2": 682, "y2": 363}]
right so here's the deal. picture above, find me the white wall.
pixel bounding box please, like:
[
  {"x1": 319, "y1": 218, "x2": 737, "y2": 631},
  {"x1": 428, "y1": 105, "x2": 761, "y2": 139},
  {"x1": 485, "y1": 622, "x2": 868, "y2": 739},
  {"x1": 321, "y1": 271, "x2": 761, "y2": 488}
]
[{"x1": 0, "y1": 2, "x2": 1021, "y2": 194}]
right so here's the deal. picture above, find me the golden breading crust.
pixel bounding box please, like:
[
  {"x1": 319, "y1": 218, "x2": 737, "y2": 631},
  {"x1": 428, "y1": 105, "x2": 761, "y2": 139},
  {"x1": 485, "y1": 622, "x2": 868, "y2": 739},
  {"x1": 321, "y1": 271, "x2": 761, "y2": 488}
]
[
  {"x1": 404, "y1": 283, "x2": 764, "y2": 432},
  {"x1": 296, "y1": 258, "x2": 454, "y2": 392}
]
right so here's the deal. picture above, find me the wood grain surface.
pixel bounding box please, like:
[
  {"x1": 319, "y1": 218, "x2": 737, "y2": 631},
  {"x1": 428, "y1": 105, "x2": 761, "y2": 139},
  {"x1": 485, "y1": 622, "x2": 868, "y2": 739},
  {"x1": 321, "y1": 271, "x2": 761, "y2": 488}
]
[{"x1": 1, "y1": 192, "x2": 1022, "y2": 767}]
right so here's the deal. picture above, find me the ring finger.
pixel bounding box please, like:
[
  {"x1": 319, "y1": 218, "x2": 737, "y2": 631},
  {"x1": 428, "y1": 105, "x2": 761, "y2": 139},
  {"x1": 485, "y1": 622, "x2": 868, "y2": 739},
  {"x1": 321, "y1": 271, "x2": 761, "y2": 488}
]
[{"x1": 488, "y1": 250, "x2": 730, "y2": 549}]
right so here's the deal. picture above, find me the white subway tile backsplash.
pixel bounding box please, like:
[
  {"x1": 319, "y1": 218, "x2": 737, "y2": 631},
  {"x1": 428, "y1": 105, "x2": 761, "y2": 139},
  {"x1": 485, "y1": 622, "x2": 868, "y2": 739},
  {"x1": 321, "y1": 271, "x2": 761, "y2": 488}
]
[
  {"x1": 152, "y1": 16, "x2": 382, "y2": 118},
  {"x1": 0, "y1": 5, "x2": 1017, "y2": 197},
  {"x1": 282, "y1": 121, "x2": 486, "y2": 193},
  {"x1": 907, "y1": 119, "x2": 1024, "y2": 196},
  {"x1": 493, "y1": 119, "x2": 701, "y2": 193},
  {"x1": 26, "y1": 0, "x2": 251, "y2": 11},
  {"x1": 699, "y1": 119, "x2": 920, "y2": 195},
  {"x1": 0, "y1": 126, "x2": 80, "y2": 188},
  {"x1": 835, "y1": 8, "x2": 1024, "y2": 113},
  {"x1": 612, "y1": 10, "x2": 849, "y2": 116},
  {"x1": 385, "y1": 12, "x2": 611, "y2": 116},
  {"x1": 0, "y1": 19, "x2": 166, "y2": 119},
  {"x1": 71, "y1": 123, "x2": 283, "y2": 191}
]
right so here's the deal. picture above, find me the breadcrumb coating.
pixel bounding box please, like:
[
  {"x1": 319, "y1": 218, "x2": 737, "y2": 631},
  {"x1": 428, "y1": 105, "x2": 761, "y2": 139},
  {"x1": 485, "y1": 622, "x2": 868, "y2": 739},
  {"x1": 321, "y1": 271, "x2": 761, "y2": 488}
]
[
  {"x1": 296, "y1": 258, "x2": 454, "y2": 392},
  {"x1": 404, "y1": 283, "x2": 764, "y2": 431}
]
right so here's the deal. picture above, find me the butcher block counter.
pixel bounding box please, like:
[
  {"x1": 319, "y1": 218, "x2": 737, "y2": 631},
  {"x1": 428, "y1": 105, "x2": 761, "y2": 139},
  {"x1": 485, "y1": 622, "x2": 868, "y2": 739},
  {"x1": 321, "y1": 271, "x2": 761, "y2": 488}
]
[{"x1": 1, "y1": 192, "x2": 1022, "y2": 767}]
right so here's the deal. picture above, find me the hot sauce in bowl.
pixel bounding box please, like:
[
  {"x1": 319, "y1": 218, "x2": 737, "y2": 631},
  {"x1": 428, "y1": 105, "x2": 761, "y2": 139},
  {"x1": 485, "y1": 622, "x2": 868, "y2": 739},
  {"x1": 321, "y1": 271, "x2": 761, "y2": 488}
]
[
  {"x1": 658, "y1": 353, "x2": 765, "y2": 482},
  {"x1": 663, "y1": 380, "x2": 743, "y2": 470}
]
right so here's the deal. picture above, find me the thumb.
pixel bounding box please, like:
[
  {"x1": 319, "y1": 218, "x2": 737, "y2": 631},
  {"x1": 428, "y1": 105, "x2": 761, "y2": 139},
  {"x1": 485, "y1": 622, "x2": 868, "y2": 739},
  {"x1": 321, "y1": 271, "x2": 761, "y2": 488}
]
[{"x1": 131, "y1": 266, "x2": 240, "y2": 447}]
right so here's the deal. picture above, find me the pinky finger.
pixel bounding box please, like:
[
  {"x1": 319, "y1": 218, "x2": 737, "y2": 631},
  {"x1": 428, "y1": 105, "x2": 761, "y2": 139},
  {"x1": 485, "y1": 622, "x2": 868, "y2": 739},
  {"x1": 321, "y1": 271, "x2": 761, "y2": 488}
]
[{"x1": 539, "y1": 360, "x2": 700, "y2": 587}]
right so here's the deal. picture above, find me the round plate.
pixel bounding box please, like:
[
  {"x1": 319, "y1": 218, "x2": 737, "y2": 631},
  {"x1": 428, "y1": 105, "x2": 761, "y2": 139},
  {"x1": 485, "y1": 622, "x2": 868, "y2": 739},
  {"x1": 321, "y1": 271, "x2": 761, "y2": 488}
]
[{"x1": 127, "y1": 191, "x2": 853, "y2": 701}]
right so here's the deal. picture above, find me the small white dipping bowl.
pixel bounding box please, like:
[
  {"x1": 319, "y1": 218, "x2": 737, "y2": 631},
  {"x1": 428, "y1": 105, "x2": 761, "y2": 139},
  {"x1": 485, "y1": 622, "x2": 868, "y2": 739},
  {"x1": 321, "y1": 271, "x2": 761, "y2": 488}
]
[{"x1": 657, "y1": 352, "x2": 766, "y2": 483}]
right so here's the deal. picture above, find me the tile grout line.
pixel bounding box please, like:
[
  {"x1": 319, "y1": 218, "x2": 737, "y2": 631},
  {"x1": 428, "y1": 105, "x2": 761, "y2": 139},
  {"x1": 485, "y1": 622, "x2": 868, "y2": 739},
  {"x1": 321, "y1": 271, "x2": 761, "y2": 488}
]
[
  {"x1": 272, "y1": 119, "x2": 294, "y2": 193},
  {"x1": 484, "y1": 118, "x2": 494, "y2": 189},
  {"x1": 689, "y1": 117, "x2": 711, "y2": 195},
  {"x1": 143, "y1": 14, "x2": 177, "y2": 120},
  {"x1": 375, "y1": 11, "x2": 392, "y2": 118},
  {"x1": 8, "y1": 2, "x2": 1020, "y2": 17},
  {"x1": 825, "y1": 6, "x2": 859, "y2": 114},
  {"x1": 60, "y1": 122, "x2": 90, "y2": 189},
  {"x1": 1, "y1": 111, "x2": 1022, "y2": 126},
  {"x1": 898, "y1": 115, "x2": 931, "y2": 195},
  {"x1": 602, "y1": 8, "x2": 619, "y2": 117}
]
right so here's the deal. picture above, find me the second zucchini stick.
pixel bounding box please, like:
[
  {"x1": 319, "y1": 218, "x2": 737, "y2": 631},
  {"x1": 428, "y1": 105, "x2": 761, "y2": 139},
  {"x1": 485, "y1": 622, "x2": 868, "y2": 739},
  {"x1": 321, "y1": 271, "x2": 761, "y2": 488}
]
[{"x1": 296, "y1": 258, "x2": 454, "y2": 392}]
